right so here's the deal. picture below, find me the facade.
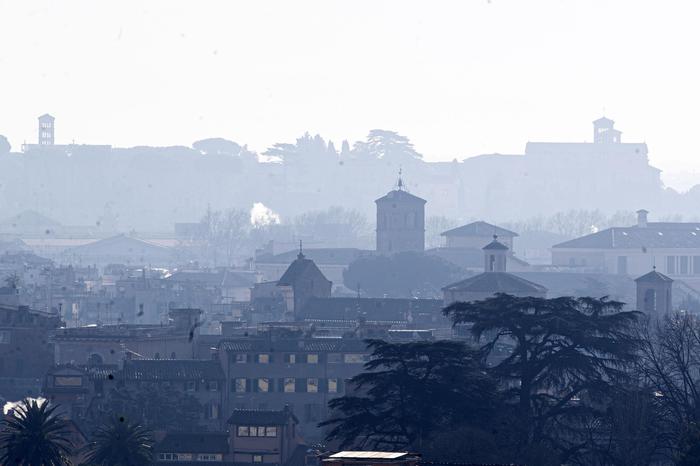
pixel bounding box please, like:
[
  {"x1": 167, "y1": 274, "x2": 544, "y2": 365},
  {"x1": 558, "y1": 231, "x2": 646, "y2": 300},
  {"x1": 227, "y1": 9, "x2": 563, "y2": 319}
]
[
  {"x1": 552, "y1": 210, "x2": 700, "y2": 289},
  {"x1": 219, "y1": 334, "x2": 371, "y2": 440},
  {"x1": 228, "y1": 408, "x2": 300, "y2": 466},
  {"x1": 153, "y1": 408, "x2": 304, "y2": 465},
  {"x1": 0, "y1": 304, "x2": 62, "y2": 399},
  {"x1": 118, "y1": 358, "x2": 225, "y2": 430},
  {"x1": 442, "y1": 237, "x2": 547, "y2": 305},
  {"x1": 375, "y1": 178, "x2": 426, "y2": 254}
]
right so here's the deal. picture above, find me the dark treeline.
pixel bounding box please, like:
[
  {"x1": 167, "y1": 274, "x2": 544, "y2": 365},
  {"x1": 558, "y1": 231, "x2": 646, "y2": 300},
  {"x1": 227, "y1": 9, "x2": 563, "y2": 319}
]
[{"x1": 322, "y1": 294, "x2": 700, "y2": 466}]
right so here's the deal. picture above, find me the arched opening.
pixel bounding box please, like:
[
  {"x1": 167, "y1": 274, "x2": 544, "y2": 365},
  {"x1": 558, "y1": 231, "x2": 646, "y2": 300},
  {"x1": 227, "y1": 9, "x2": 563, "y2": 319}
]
[{"x1": 643, "y1": 288, "x2": 657, "y2": 312}]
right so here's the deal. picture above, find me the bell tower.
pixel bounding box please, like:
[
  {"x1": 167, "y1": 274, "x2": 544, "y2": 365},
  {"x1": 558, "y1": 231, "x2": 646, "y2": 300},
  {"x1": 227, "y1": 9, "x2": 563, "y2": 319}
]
[
  {"x1": 635, "y1": 267, "x2": 673, "y2": 315},
  {"x1": 375, "y1": 171, "x2": 426, "y2": 254},
  {"x1": 593, "y1": 116, "x2": 621, "y2": 144},
  {"x1": 483, "y1": 235, "x2": 508, "y2": 272},
  {"x1": 38, "y1": 114, "x2": 55, "y2": 145}
]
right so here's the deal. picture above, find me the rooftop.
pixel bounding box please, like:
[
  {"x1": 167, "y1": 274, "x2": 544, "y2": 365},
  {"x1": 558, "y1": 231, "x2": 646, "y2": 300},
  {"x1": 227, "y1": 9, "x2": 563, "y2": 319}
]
[
  {"x1": 443, "y1": 272, "x2": 547, "y2": 294},
  {"x1": 155, "y1": 432, "x2": 229, "y2": 454},
  {"x1": 553, "y1": 223, "x2": 700, "y2": 249},
  {"x1": 120, "y1": 359, "x2": 224, "y2": 381},
  {"x1": 441, "y1": 221, "x2": 518, "y2": 238},
  {"x1": 375, "y1": 189, "x2": 427, "y2": 204}
]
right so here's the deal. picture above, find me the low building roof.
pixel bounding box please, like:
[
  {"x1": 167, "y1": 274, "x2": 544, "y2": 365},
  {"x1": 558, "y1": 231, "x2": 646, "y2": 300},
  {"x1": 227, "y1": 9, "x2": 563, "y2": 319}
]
[
  {"x1": 156, "y1": 432, "x2": 229, "y2": 454},
  {"x1": 257, "y1": 248, "x2": 369, "y2": 266},
  {"x1": 375, "y1": 189, "x2": 426, "y2": 204},
  {"x1": 277, "y1": 254, "x2": 330, "y2": 287},
  {"x1": 441, "y1": 221, "x2": 518, "y2": 238},
  {"x1": 120, "y1": 359, "x2": 224, "y2": 381},
  {"x1": 299, "y1": 297, "x2": 442, "y2": 323},
  {"x1": 443, "y1": 272, "x2": 547, "y2": 294},
  {"x1": 228, "y1": 407, "x2": 298, "y2": 426},
  {"x1": 553, "y1": 223, "x2": 700, "y2": 250},
  {"x1": 635, "y1": 269, "x2": 673, "y2": 283},
  {"x1": 220, "y1": 337, "x2": 369, "y2": 353}
]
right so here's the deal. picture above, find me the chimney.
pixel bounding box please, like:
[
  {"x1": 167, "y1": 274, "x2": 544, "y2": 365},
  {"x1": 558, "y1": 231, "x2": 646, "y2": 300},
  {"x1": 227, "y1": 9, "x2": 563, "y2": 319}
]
[{"x1": 636, "y1": 209, "x2": 649, "y2": 228}]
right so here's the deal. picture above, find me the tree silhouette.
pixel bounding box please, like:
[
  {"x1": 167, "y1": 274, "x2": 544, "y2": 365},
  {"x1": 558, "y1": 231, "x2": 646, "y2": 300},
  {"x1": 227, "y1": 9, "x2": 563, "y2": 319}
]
[
  {"x1": 444, "y1": 294, "x2": 641, "y2": 463},
  {"x1": 84, "y1": 417, "x2": 153, "y2": 466},
  {"x1": 0, "y1": 399, "x2": 73, "y2": 466},
  {"x1": 321, "y1": 339, "x2": 496, "y2": 450}
]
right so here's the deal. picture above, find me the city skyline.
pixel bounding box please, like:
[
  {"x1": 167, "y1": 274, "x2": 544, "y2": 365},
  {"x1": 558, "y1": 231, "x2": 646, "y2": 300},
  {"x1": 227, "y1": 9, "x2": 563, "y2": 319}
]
[{"x1": 2, "y1": 1, "x2": 700, "y2": 190}]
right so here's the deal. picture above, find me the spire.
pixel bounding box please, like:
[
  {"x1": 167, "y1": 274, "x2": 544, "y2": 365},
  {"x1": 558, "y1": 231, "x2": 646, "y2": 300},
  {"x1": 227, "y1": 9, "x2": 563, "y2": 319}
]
[
  {"x1": 297, "y1": 240, "x2": 305, "y2": 260},
  {"x1": 397, "y1": 167, "x2": 403, "y2": 191}
]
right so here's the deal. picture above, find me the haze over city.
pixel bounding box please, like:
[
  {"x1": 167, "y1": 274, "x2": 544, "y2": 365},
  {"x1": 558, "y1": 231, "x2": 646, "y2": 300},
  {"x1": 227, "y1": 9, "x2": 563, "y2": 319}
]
[
  {"x1": 2, "y1": 1, "x2": 700, "y2": 189},
  {"x1": 5, "y1": 2, "x2": 700, "y2": 466}
]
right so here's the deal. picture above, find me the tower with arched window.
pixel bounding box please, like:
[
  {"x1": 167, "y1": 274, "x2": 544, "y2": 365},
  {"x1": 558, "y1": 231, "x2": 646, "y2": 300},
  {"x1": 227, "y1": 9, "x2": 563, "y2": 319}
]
[
  {"x1": 635, "y1": 268, "x2": 673, "y2": 315},
  {"x1": 375, "y1": 173, "x2": 426, "y2": 254},
  {"x1": 38, "y1": 113, "x2": 55, "y2": 145}
]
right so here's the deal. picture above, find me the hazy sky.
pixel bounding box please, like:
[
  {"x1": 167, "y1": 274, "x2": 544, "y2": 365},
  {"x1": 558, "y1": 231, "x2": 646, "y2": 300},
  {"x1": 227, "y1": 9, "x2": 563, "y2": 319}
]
[{"x1": 1, "y1": 1, "x2": 699, "y2": 189}]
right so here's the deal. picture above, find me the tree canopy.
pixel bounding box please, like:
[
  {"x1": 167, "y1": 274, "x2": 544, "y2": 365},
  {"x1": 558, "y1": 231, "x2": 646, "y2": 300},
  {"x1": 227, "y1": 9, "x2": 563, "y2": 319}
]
[
  {"x1": 0, "y1": 399, "x2": 73, "y2": 466},
  {"x1": 321, "y1": 339, "x2": 497, "y2": 450},
  {"x1": 443, "y1": 294, "x2": 641, "y2": 463}
]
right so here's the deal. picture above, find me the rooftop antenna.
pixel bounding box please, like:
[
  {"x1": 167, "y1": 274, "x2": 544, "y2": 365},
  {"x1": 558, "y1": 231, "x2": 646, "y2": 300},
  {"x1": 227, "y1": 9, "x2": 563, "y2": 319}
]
[{"x1": 298, "y1": 239, "x2": 304, "y2": 259}]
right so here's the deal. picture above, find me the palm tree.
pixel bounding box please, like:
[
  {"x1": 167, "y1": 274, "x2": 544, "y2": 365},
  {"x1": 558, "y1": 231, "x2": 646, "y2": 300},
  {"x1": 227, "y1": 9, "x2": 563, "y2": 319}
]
[
  {"x1": 84, "y1": 417, "x2": 153, "y2": 466},
  {"x1": 0, "y1": 398, "x2": 73, "y2": 466}
]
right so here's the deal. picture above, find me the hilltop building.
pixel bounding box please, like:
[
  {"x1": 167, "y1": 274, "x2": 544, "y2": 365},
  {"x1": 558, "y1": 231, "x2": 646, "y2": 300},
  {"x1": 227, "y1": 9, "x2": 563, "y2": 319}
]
[
  {"x1": 552, "y1": 209, "x2": 700, "y2": 289},
  {"x1": 22, "y1": 113, "x2": 111, "y2": 154},
  {"x1": 375, "y1": 173, "x2": 426, "y2": 254}
]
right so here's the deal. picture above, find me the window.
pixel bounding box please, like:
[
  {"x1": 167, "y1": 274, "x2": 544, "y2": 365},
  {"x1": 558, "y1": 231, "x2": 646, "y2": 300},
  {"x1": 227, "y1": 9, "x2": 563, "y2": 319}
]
[
  {"x1": 667, "y1": 256, "x2": 677, "y2": 274},
  {"x1": 343, "y1": 354, "x2": 366, "y2": 364},
  {"x1": 327, "y1": 353, "x2": 342, "y2": 363},
  {"x1": 284, "y1": 377, "x2": 295, "y2": 393},
  {"x1": 694, "y1": 256, "x2": 700, "y2": 275},
  {"x1": 307, "y1": 353, "x2": 318, "y2": 364},
  {"x1": 206, "y1": 403, "x2": 220, "y2": 419},
  {"x1": 186, "y1": 381, "x2": 196, "y2": 391},
  {"x1": 235, "y1": 353, "x2": 247, "y2": 363},
  {"x1": 233, "y1": 378, "x2": 247, "y2": 393},
  {"x1": 257, "y1": 378, "x2": 270, "y2": 393},
  {"x1": 238, "y1": 426, "x2": 277, "y2": 438},
  {"x1": 307, "y1": 378, "x2": 318, "y2": 393},
  {"x1": 208, "y1": 381, "x2": 218, "y2": 391},
  {"x1": 328, "y1": 378, "x2": 338, "y2": 394},
  {"x1": 681, "y1": 256, "x2": 690, "y2": 275},
  {"x1": 197, "y1": 454, "x2": 222, "y2": 461},
  {"x1": 253, "y1": 455, "x2": 263, "y2": 463},
  {"x1": 286, "y1": 353, "x2": 296, "y2": 364},
  {"x1": 258, "y1": 354, "x2": 270, "y2": 364}
]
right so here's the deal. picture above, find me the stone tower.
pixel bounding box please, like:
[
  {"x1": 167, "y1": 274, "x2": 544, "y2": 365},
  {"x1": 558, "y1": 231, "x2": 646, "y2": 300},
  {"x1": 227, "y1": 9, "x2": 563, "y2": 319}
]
[
  {"x1": 38, "y1": 114, "x2": 55, "y2": 145},
  {"x1": 375, "y1": 172, "x2": 426, "y2": 254},
  {"x1": 593, "y1": 116, "x2": 621, "y2": 144},
  {"x1": 635, "y1": 268, "x2": 673, "y2": 315}
]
